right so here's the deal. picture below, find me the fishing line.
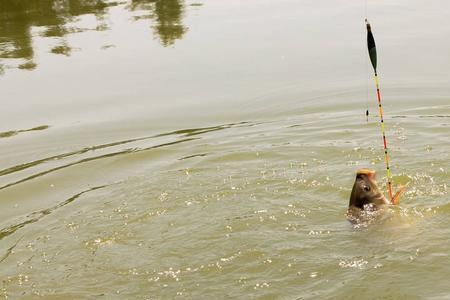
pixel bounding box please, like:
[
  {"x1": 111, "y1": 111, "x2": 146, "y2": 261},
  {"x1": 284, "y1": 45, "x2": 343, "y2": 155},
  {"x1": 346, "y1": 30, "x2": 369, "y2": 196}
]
[{"x1": 364, "y1": 0, "x2": 367, "y2": 17}]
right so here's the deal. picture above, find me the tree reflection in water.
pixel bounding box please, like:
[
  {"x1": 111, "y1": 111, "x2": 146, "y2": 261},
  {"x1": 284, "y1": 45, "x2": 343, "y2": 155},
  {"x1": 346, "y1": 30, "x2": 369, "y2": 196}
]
[
  {"x1": 130, "y1": 0, "x2": 187, "y2": 47},
  {"x1": 0, "y1": 0, "x2": 191, "y2": 73},
  {"x1": 0, "y1": 0, "x2": 114, "y2": 71}
]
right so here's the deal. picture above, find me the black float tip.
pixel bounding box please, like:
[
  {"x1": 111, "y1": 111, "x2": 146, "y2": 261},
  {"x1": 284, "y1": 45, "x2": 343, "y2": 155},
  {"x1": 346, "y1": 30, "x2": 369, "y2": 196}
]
[{"x1": 365, "y1": 19, "x2": 371, "y2": 31}]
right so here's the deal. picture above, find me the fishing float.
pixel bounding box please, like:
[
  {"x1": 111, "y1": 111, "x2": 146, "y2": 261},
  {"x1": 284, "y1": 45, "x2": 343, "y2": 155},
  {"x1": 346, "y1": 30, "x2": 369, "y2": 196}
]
[{"x1": 365, "y1": 19, "x2": 396, "y2": 204}]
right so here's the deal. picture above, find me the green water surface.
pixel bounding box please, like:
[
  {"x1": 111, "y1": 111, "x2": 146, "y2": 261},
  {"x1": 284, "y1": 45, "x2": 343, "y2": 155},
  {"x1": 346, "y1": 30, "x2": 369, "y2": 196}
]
[{"x1": 1, "y1": 0, "x2": 450, "y2": 299}]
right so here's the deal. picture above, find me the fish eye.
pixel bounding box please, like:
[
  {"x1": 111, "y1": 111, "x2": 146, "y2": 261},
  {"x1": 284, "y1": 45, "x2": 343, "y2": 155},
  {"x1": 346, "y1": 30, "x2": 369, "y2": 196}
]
[{"x1": 363, "y1": 185, "x2": 371, "y2": 192}]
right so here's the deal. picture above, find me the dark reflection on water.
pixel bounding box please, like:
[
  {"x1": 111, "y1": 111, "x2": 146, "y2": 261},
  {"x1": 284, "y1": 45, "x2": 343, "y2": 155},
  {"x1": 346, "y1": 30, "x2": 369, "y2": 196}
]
[
  {"x1": 0, "y1": 125, "x2": 49, "y2": 139},
  {"x1": 0, "y1": 0, "x2": 190, "y2": 74},
  {"x1": 130, "y1": 0, "x2": 187, "y2": 47},
  {"x1": 0, "y1": 0, "x2": 114, "y2": 67}
]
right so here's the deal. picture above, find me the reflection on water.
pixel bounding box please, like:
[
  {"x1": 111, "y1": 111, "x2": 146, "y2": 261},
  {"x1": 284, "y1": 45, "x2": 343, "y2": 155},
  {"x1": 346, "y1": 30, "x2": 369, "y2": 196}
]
[
  {"x1": 130, "y1": 0, "x2": 187, "y2": 46},
  {"x1": 0, "y1": 125, "x2": 49, "y2": 139},
  {"x1": 0, "y1": 0, "x2": 113, "y2": 67},
  {"x1": 0, "y1": 0, "x2": 189, "y2": 73}
]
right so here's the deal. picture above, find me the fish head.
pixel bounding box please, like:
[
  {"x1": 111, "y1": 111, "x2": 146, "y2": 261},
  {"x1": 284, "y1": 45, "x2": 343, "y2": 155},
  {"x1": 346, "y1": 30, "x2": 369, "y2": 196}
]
[{"x1": 349, "y1": 169, "x2": 389, "y2": 209}]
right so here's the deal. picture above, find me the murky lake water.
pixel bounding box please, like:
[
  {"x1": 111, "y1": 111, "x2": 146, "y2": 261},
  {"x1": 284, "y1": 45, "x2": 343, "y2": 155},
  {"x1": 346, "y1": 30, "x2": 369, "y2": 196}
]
[{"x1": 1, "y1": 0, "x2": 450, "y2": 299}]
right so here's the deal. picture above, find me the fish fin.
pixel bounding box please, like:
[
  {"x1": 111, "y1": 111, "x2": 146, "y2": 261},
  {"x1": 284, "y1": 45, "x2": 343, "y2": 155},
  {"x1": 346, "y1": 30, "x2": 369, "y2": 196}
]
[{"x1": 392, "y1": 185, "x2": 407, "y2": 205}]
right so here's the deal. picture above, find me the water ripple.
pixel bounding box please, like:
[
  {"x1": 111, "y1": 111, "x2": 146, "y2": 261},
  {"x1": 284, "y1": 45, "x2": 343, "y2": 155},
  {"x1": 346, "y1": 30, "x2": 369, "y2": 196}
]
[{"x1": 0, "y1": 185, "x2": 106, "y2": 242}]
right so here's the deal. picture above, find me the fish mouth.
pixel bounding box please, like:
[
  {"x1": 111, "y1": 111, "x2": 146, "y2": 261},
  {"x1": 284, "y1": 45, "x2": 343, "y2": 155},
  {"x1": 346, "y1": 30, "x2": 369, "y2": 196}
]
[{"x1": 357, "y1": 168, "x2": 377, "y2": 181}]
